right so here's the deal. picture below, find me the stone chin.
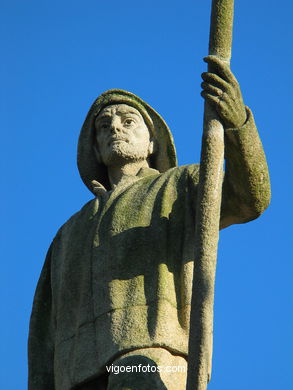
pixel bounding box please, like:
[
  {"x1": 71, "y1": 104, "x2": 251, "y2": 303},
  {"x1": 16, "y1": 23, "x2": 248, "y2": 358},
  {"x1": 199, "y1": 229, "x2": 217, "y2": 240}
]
[{"x1": 100, "y1": 141, "x2": 150, "y2": 167}]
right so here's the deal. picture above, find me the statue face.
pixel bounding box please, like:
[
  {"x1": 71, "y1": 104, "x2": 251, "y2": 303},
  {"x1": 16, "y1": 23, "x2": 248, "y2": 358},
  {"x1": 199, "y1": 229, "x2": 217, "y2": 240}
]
[{"x1": 95, "y1": 104, "x2": 153, "y2": 166}]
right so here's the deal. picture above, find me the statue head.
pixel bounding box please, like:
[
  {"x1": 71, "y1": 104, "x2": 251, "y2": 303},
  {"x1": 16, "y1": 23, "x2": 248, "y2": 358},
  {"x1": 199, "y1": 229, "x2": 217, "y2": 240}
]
[
  {"x1": 77, "y1": 89, "x2": 177, "y2": 193},
  {"x1": 94, "y1": 103, "x2": 155, "y2": 167}
]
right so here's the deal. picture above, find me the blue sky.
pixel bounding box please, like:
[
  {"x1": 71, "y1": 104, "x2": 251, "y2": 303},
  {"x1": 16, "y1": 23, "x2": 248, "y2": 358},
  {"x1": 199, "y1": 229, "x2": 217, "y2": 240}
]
[{"x1": 1, "y1": 1, "x2": 292, "y2": 389}]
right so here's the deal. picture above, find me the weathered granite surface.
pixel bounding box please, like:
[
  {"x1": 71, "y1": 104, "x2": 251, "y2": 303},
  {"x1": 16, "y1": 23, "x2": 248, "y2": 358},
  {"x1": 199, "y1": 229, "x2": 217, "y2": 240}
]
[{"x1": 28, "y1": 58, "x2": 270, "y2": 390}]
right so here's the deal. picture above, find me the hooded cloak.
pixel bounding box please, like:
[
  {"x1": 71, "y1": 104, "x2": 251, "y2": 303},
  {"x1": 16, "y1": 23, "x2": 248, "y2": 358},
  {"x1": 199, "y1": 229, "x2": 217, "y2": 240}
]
[{"x1": 28, "y1": 91, "x2": 270, "y2": 390}]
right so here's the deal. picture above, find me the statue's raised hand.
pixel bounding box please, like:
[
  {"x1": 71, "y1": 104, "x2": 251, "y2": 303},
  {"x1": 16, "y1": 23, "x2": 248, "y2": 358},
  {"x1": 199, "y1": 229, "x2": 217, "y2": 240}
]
[{"x1": 201, "y1": 55, "x2": 247, "y2": 129}]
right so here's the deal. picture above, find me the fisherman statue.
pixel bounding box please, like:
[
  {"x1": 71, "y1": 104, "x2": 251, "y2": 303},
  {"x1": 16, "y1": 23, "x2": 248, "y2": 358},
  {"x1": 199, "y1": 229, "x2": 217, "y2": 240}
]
[
  {"x1": 28, "y1": 4, "x2": 272, "y2": 389},
  {"x1": 28, "y1": 50, "x2": 270, "y2": 389}
]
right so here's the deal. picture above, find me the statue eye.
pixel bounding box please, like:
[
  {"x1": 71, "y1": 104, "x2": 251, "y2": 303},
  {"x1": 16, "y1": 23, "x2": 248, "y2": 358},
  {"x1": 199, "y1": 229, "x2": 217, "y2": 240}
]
[
  {"x1": 100, "y1": 122, "x2": 109, "y2": 129},
  {"x1": 124, "y1": 118, "x2": 136, "y2": 127}
]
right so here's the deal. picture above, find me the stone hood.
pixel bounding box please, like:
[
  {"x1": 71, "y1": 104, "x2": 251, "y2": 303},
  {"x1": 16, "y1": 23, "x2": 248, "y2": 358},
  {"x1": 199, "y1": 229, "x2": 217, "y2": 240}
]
[{"x1": 77, "y1": 89, "x2": 178, "y2": 193}]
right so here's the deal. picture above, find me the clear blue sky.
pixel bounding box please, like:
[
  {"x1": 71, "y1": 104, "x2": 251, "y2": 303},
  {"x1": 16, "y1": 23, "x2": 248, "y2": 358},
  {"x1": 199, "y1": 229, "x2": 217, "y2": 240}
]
[{"x1": 1, "y1": 1, "x2": 292, "y2": 389}]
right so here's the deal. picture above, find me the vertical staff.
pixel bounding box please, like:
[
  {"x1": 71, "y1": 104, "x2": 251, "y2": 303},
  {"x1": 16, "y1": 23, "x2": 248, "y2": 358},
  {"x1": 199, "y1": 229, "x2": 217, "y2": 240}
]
[{"x1": 186, "y1": 1, "x2": 234, "y2": 390}]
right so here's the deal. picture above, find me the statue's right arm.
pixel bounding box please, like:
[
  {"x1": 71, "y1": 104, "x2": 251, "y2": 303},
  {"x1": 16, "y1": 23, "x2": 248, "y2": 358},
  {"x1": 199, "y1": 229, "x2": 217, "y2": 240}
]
[{"x1": 28, "y1": 241, "x2": 56, "y2": 390}]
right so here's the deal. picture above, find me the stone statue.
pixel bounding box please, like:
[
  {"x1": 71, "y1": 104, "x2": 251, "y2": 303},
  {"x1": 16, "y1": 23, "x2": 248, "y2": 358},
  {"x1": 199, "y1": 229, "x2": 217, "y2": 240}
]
[{"x1": 28, "y1": 56, "x2": 270, "y2": 390}]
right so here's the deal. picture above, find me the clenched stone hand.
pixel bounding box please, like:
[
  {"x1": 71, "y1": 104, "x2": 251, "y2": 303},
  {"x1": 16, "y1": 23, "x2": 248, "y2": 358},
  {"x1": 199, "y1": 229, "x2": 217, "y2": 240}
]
[{"x1": 201, "y1": 55, "x2": 247, "y2": 129}]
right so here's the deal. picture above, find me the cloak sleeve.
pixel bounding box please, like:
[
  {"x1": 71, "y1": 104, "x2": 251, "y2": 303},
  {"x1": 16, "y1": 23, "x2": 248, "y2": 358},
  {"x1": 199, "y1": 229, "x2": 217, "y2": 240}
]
[
  {"x1": 28, "y1": 241, "x2": 56, "y2": 390},
  {"x1": 220, "y1": 107, "x2": 271, "y2": 229}
]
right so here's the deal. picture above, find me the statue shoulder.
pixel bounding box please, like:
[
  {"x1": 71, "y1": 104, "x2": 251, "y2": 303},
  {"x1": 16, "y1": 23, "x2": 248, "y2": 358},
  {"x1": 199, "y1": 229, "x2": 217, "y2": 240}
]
[
  {"x1": 54, "y1": 198, "x2": 99, "y2": 241},
  {"x1": 173, "y1": 164, "x2": 200, "y2": 182}
]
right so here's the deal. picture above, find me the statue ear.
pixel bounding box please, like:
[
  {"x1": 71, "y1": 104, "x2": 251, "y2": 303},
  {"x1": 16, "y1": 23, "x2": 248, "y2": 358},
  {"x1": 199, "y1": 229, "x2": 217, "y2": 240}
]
[
  {"x1": 93, "y1": 143, "x2": 102, "y2": 163},
  {"x1": 148, "y1": 138, "x2": 156, "y2": 156}
]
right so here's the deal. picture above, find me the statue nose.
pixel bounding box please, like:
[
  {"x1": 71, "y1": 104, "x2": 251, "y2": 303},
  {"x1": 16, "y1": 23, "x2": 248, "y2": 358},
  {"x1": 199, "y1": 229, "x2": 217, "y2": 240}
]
[{"x1": 110, "y1": 119, "x2": 121, "y2": 133}]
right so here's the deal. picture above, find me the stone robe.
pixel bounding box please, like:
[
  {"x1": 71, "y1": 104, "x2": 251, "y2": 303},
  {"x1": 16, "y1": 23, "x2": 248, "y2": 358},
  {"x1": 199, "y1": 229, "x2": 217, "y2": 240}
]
[{"x1": 28, "y1": 108, "x2": 270, "y2": 390}]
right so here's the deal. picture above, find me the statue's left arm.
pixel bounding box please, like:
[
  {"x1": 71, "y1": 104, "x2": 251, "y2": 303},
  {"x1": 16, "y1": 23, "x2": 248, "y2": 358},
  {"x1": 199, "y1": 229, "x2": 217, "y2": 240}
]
[{"x1": 201, "y1": 55, "x2": 271, "y2": 229}]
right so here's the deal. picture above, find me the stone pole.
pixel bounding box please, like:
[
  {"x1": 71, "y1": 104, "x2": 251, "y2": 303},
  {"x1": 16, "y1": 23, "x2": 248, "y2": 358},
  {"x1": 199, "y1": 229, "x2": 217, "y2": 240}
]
[{"x1": 186, "y1": 1, "x2": 234, "y2": 389}]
